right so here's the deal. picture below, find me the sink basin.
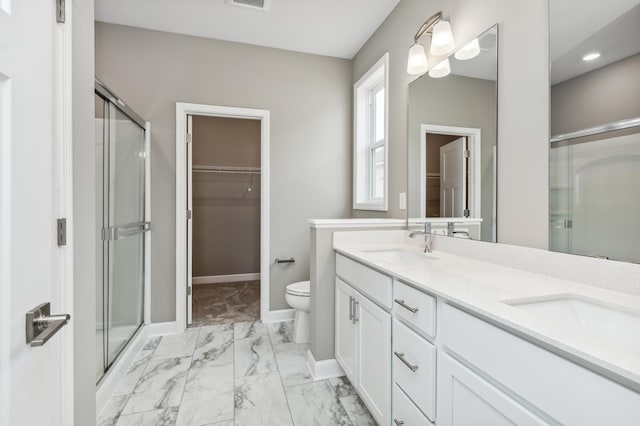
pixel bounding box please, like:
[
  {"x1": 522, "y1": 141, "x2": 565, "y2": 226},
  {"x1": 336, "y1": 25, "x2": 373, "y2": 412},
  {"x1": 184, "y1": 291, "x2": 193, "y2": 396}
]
[
  {"x1": 504, "y1": 294, "x2": 640, "y2": 352},
  {"x1": 361, "y1": 249, "x2": 435, "y2": 263}
]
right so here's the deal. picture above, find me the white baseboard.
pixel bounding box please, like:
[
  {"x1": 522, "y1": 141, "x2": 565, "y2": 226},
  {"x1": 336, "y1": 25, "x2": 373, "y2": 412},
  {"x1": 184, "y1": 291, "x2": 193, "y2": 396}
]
[
  {"x1": 96, "y1": 321, "x2": 179, "y2": 417},
  {"x1": 192, "y1": 273, "x2": 260, "y2": 285},
  {"x1": 263, "y1": 309, "x2": 295, "y2": 323},
  {"x1": 146, "y1": 321, "x2": 180, "y2": 336},
  {"x1": 306, "y1": 349, "x2": 344, "y2": 381}
]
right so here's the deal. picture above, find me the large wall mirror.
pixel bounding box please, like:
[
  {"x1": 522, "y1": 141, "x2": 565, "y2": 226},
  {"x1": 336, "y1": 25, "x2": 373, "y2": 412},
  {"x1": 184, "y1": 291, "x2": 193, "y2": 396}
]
[
  {"x1": 407, "y1": 25, "x2": 498, "y2": 242},
  {"x1": 549, "y1": 1, "x2": 640, "y2": 263}
]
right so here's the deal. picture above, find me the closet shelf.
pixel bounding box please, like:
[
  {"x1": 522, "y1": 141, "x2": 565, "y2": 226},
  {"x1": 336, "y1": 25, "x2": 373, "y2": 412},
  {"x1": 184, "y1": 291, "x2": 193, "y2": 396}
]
[{"x1": 192, "y1": 165, "x2": 261, "y2": 174}]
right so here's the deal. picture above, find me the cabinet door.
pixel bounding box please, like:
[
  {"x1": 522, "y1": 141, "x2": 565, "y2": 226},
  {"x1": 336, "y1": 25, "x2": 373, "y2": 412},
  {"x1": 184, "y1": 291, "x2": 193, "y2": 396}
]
[
  {"x1": 438, "y1": 353, "x2": 548, "y2": 426},
  {"x1": 335, "y1": 278, "x2": 358, "y2": 382},
  {"x1": 357, "y1": 294, "x2": 391, "y2": 426}
]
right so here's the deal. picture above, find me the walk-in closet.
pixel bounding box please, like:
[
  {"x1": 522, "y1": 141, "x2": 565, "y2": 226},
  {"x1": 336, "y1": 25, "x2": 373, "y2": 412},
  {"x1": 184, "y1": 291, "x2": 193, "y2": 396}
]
[{"x1": 188, "y1": 115, "x2": 261, "y2": 326}]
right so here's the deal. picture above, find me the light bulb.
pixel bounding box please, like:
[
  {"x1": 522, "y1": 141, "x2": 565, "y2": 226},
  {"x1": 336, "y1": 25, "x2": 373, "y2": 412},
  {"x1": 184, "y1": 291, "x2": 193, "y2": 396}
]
[
  {"x1": 430, "y1": 20, "x2": 455, "y2": 56},
  {"x1": 454, "y1": 38, "x2": 480, "y2": 60},
  {"x1": 407, "y1": 43, "x2": 429, "y2": 75},
  {"x1": 428, "y1": 58, "x2": 451, "y2": 78}
]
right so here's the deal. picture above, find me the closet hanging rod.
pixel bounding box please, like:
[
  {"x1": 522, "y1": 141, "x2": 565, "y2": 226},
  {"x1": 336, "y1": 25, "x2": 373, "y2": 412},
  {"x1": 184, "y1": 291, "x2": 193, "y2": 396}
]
[{"x1": 192, "y1": 165, "x2": 261, "y2": 174}]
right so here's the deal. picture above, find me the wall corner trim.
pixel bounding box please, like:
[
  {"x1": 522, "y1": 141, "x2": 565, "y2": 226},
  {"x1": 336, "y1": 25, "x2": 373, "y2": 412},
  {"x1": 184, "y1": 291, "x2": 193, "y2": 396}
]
[{"x1": 306, "y1": 349, "x2": 345, "y2": 381}]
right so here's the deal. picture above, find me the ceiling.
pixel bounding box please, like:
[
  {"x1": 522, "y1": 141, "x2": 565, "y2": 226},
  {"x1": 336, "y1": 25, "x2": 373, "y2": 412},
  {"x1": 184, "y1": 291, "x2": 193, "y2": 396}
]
[
  {"x1": 551, "y1": 0, "x2": 640, "y2": 84},
  {"x1": 95, "y1": 0, "x2": 400, "y2": 59}
]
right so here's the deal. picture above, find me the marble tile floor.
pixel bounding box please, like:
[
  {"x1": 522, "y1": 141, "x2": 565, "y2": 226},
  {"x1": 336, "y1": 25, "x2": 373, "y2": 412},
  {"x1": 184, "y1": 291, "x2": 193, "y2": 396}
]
[
  {"x1": 98, "y1": 320, "x2": 376, "y2": 426},
  {"x1": 191, "y1": 281, "x2": 261, "y2": 327}
]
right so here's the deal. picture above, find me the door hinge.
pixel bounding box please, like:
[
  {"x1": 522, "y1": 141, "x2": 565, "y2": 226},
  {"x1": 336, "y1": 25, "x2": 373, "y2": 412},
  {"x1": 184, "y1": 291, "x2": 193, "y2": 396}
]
[
  {"x1": 464, "y1": 149, "x2": 471, "y2": 158},
  {"x1": 187, "y1": 286, "x2": 192, "y2": 296},
  {"x1": 57, "y1": 218, "x2": 67, "y2": 246},
  {"x1": 56, "y1": 0, "x2": 65, "y2": 23},
  {"x1": 463, "y1": 208, "x2": 470, "y2": 218},
  {"x1": 186, "y1": 134, "x2": 192, "y2": 144},
  {"x1": 186, "y1": 210, "x2": 192, "y2": 220}
]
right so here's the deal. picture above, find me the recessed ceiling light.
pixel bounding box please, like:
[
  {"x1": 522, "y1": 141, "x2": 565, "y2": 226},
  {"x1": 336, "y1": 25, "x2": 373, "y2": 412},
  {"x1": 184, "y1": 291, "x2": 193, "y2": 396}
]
[{"x1": 582, "y1": 52, "x2": 601, "y2": 62}]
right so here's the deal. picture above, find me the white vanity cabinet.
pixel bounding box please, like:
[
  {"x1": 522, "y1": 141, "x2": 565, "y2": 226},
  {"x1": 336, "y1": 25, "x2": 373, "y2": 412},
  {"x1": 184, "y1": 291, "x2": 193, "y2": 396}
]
[
  {"x1": 335, "y1": 255, "x2": 391, "y2": 426},
  {"x1": 334, "y1": 250, "x2": 640, "y2": 426}
]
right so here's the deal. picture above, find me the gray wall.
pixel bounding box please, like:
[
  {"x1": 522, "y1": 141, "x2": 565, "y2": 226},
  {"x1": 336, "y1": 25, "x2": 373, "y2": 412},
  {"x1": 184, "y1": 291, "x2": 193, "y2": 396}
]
[
  {"x1": 351, "y1": 0, "x2": 549, "y2": 249},
  {"x1": 73, "y1": 0, "x2": 96, "y2": 423},
  {"x1": 551, "y1": 53, "x2": 640, "y2": 135},
  {"x1": 192, "y1": 116, "x2": 261, "y2": 277},
  {"x1": 95, "y1": 22, "x2": 353, "y2": 320}
]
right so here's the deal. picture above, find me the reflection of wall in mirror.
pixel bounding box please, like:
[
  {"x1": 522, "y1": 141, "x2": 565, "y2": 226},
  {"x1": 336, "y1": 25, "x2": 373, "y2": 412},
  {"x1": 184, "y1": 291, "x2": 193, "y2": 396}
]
[
  {"x1": 551, "y1": 53, "x2": 640, "y2": 135},
  {"x1": 408, "y1": 74, "x2": 496, "y2": 242}
]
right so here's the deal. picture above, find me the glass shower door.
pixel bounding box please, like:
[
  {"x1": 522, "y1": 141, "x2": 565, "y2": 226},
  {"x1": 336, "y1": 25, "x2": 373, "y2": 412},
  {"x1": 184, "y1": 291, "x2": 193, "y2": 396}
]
[{"x1": 104, "y1": 105, "x2": 147, "y2": 368}]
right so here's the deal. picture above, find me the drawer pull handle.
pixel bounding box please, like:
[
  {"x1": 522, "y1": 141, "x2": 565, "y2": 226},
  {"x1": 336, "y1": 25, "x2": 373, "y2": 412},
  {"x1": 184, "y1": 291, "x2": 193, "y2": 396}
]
[
  {"x1": 394, "y1": 351, "x2": 419, "y2": 372},
  {"x1": 394, "y1": 299, "x2": 419, "y2": 313},
  {"x1": 394, "y1": 419, "x2": 405, "y2": 426}
]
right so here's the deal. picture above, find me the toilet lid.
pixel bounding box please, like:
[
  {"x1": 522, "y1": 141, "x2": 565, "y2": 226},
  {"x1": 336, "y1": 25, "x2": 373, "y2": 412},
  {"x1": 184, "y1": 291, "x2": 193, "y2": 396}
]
[{"x1": 286, "y1": 280, "x2": 310, "y2": 296}]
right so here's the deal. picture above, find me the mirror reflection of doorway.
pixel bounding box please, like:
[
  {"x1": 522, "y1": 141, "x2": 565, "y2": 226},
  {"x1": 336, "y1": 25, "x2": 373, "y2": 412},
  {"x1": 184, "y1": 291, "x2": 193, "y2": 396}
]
[
  {"x1": 422, "y1": 126, "x2": 479, "y2": 219},
  {"x1": 424, "y1": 134, "x2": 470, "y2": 218}
]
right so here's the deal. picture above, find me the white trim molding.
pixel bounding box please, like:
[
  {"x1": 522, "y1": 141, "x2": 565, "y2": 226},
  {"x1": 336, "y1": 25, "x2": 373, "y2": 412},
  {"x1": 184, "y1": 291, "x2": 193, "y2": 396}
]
[
  {"x1": 306, "y1": 349, "x2": 345, "y2": 381},
  {"x1": 176, "y1": 103, "x2": 270, "y2": 331},
  {"x1": 353, "y1": 52, "x2": 389, "y2": 212},
  {"x1": 307, "y1": 218, "x2": 406, "y2": 229},
  {"x1": 265, "y1": 309, "x2": 295, "y2": 323},
  {"x1": 192, "y1": 273, "x2": 260, "y2": 285}
]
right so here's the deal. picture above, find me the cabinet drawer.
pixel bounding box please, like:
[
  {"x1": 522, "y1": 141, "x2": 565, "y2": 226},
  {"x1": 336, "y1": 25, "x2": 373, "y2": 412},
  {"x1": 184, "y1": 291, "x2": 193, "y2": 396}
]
[
  {"x1": 392, "y1": 319, "x2": 436, "y2": 421},
  {"x1": 392, "y1": 384, "x2": 432, "y2": 426},
  {"x1": 393, "y1": 280, "x2": 436, "y2": 339},
  {"x1": 336, "y1": 254, "x2": 392, "y2": 308},
  {"x1": 442, "y1": 304, "x2": 640, "y2": 425}
]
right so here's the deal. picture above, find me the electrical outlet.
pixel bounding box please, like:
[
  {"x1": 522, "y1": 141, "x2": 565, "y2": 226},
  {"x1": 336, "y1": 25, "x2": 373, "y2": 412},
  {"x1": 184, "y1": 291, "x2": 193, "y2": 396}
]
[{"x1": 399, "y1": 192, "x2": 407, "y2": 210}]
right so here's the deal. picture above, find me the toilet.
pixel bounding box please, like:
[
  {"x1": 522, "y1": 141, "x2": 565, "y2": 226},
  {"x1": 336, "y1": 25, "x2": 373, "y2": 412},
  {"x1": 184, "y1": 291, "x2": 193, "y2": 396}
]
[{"x1": 285, "y1": 280, "x2": 311, "y2": 344}]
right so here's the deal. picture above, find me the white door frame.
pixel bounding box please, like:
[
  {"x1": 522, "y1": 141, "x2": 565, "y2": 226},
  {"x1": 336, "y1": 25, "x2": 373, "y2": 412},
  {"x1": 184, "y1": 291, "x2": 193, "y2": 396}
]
[
  {"x1": 419, "y1": 124, "x2": 481, "y2": 219},
  {"x1": 175, "y1": 103, "x2": 270, "y2": 331}
]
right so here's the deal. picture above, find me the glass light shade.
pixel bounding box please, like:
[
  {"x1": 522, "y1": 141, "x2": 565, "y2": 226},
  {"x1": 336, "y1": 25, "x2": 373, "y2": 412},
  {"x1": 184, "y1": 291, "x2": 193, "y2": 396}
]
[
  {"x1": 430, "y1": 20, "x2": 455, "y2": 56},
  {"x1": 407, "y1": 43, "x2": 429, "y2": 75},
  {"x1": 454, "y1": 38, "x2": 480, "y2": 60},
  {"x1": 428, "y1": 58, "x2": 451, "y2": 78}
]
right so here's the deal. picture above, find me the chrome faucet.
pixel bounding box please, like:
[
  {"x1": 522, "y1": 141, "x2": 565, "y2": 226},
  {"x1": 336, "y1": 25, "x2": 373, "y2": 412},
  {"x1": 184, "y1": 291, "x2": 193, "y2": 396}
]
[
  {"x1": 409, "y1": 222, "x2": 433, "y2": 253},
  {"x1": 447, "y1": 221, "x2": 471, "y2": 239}
]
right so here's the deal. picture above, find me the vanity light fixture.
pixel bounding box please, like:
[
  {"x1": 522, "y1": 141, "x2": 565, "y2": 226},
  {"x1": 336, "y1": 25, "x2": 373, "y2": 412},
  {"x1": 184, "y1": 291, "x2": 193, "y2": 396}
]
[
  {"x1": 582, "y1": 52, "x2": 601, "y2": 61},
  {"x1": 428, "y1": 58, "x2": 451, "y2": 78},
  {"x1": 454, "y1": 38, "x2": 480, "y2": 60},
  {"x1": 406, "y1": 11, "x2": 456, "y2": 75}
]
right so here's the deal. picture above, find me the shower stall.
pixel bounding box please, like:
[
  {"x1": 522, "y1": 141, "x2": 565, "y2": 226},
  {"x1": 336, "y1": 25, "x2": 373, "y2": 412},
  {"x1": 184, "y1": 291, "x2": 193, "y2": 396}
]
[
  {"x1": 95, "y1": 80, "x2": 150, "y2": 382},
  {"x1": 549, "y1": 119, "x2": 640, "y2": 264}
]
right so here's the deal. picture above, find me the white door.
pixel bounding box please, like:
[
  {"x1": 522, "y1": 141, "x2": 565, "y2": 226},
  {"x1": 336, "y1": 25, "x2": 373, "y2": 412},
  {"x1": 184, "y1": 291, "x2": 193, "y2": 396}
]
[
  {"x1": 186, "y1": 114, "x2": 193, "y2": 325},
  {"x1": 0, "y1": 0, "x2": 72, "y2": 425},
  {"x1": 440, "y1": 137, "x2": 466, "y2": 217},
  {"x1": 357, "y1": 293, "x2": 391, "y2": 426},
  {"x1": 335, "y1": 278, "x2": 358, "y2": 382}
]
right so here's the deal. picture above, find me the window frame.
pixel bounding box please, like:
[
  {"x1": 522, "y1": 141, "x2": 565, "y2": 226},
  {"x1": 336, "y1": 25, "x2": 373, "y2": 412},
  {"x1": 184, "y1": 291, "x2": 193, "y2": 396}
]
[{"x1": 353, "y1": 53, "x2": 389, "y2": 211}]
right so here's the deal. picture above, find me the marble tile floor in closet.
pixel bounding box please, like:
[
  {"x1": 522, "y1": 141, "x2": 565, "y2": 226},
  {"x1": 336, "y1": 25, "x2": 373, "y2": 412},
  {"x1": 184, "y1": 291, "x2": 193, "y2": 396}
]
[
  {"x1": 191, "y1": 281, "x2": 260, "y2": 327},
  {"x1": 98, "y1": 320, "x2": 376, "y2": 426}
]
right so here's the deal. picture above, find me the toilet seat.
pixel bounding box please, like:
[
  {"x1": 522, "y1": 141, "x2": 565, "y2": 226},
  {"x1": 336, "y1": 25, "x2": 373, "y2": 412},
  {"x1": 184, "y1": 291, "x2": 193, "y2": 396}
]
[{"x1": 286, "y1": 280, "x2": 310, "y2": 297}]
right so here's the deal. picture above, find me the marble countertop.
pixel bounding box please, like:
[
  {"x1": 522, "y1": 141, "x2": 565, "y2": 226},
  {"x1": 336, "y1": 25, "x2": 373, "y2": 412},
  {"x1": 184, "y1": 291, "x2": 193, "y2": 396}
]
[{"x1": 333, "y1": 235, "x2": 640, "y2": 392}]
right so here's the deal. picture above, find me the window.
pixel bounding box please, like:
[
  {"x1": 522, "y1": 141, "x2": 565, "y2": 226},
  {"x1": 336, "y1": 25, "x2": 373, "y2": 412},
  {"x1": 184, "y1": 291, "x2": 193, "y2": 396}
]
[{"x1": 354, "y1": 53, "x2": 388, "y2": 211}]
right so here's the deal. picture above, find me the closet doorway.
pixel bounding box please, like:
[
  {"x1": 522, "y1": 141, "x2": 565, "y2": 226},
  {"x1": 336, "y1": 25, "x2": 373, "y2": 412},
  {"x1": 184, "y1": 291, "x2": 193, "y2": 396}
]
[{"x1": 176, "y1": 104, "x2": 270, "y2": 330}]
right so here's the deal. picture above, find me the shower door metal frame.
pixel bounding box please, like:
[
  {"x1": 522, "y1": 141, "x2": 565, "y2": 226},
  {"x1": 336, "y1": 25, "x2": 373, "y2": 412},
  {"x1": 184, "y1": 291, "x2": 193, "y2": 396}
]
[{"x1": 95, "y1": 80, "x2": 151, "y2": 380}]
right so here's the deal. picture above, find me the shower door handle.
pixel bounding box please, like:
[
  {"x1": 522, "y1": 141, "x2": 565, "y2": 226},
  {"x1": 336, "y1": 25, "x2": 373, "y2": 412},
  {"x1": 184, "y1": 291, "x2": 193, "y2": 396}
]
[{"x1": 103, "y1": 221, "x2": 151, "y2": 240}]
